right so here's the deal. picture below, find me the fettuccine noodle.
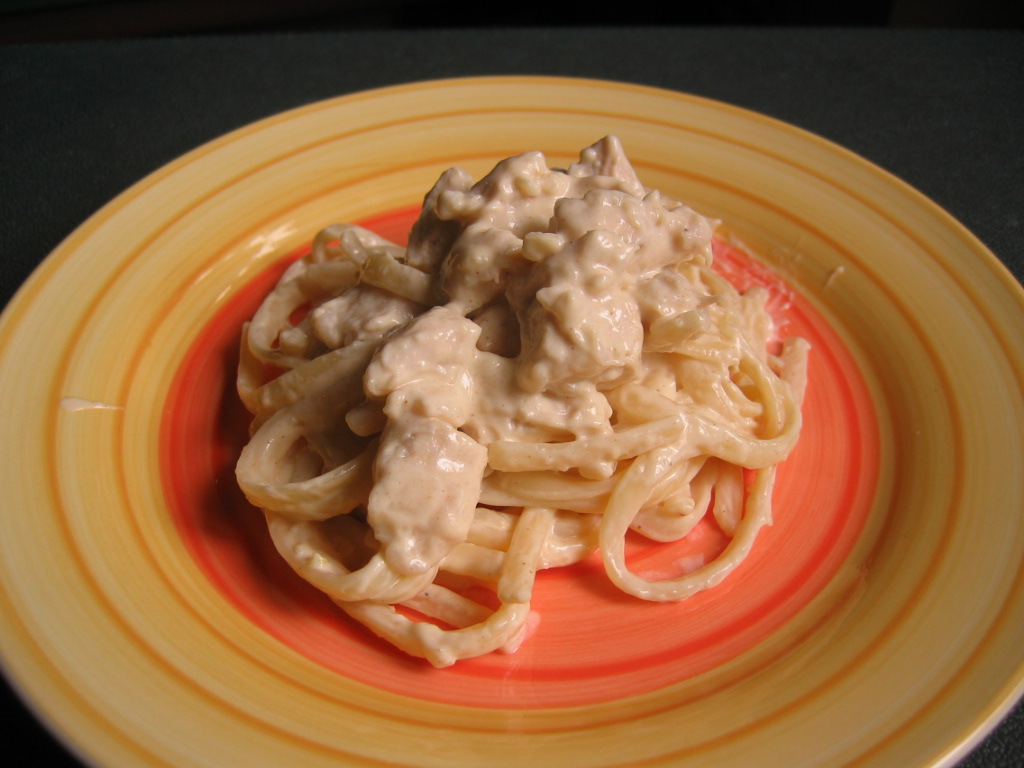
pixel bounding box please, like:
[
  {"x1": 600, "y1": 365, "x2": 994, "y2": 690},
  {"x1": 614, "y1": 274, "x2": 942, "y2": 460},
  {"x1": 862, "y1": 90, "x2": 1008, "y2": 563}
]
[{"x1": 235, "y1": 137, "x2": 808, "y2": 667}]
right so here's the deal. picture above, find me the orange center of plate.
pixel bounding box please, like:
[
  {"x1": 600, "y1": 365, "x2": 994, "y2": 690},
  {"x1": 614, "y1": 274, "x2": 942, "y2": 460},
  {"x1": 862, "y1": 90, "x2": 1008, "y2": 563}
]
[{"x1": 161, "y1": 207, "x2": 878, "y2": 709}]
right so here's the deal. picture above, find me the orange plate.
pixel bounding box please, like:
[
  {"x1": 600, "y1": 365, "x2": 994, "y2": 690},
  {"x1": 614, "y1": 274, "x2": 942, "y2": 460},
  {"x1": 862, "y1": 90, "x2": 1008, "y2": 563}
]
[{"x1": 1, "y1": 77, "x2": 1022, "y2": 768}]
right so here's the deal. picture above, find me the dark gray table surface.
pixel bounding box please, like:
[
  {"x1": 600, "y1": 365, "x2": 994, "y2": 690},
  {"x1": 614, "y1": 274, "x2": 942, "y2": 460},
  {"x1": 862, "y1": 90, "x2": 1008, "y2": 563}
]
[{"x1": 1, "y1": 27, "x2": 1022, "y2": 767}]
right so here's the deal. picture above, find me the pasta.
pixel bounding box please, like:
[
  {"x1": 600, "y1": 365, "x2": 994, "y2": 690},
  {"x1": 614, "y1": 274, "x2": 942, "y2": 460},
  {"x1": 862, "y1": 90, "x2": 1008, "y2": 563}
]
[{"x1": 235, "y1": 137, "x2": 808, "y2": 667}]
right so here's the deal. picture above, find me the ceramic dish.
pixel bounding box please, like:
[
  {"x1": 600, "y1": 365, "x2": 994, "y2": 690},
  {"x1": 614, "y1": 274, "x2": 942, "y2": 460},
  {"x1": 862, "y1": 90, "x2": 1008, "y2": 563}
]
[{"x1": 0, "y1": 76, "x2": 1022, "y2": 768}]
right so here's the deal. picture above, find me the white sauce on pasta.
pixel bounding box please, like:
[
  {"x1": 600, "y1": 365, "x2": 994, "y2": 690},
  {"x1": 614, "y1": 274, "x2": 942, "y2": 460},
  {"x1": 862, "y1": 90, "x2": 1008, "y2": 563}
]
[{"x1": 235, "y1": 137, "x2": 808, "y2": 667}]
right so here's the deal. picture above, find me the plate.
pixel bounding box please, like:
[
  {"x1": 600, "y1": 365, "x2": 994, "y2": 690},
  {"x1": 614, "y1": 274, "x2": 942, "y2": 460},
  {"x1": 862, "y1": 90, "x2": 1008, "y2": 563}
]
[{"x1": 1, "y1": 76, "x2": 1022, "y2": 767}]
